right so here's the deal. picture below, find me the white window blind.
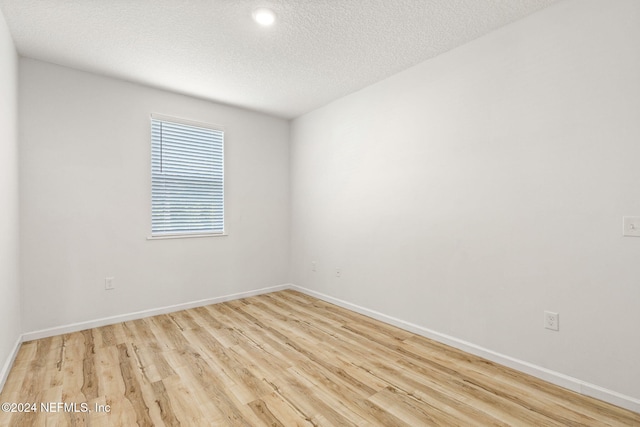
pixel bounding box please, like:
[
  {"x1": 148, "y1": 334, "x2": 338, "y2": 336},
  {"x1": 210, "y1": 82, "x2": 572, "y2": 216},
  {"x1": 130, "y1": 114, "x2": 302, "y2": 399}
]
[{"x1": 151, "y1": 115, "x2": 224, "y2": 237}]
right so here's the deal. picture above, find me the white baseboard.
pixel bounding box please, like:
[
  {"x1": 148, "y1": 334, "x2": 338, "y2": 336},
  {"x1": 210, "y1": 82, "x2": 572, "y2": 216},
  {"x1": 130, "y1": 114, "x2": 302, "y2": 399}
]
[
  {"x1": 290, "y1": 284, "x2": 640, "y2": 414},
  {"x1": 22, "y1": 284, "x2": 290, "y2": 342},
  {"x1": 9, "y1": 283, "x2": 640, "y2": 414},
  {"x1": 0, "y1": 335, "x2": 23, "y2": 393}
]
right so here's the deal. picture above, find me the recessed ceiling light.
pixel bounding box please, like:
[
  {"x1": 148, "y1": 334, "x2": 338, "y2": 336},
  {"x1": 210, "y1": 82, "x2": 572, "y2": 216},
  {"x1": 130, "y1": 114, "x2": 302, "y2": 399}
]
[{"x1": 252, "y1": 8, "x2": 276, "y2": 26}]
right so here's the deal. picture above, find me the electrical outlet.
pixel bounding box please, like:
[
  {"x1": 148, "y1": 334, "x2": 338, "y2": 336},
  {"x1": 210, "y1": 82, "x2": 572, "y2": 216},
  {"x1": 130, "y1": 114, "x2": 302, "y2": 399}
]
[
  {"x1": 105, "y1": 277, "x2": 115, "y2": 291},
  {"x1": 623, "y1": 216, "x2": 640, "y2": 237},
  {"x1": 311, "y1": 261, "x2": 317, "y2": 272},
  {"x1": 335, "y1": 268, "x2": 341, "y2": 278},
  {"x1": 544, "y1": 311, "x2": 559, "y2": 331}
]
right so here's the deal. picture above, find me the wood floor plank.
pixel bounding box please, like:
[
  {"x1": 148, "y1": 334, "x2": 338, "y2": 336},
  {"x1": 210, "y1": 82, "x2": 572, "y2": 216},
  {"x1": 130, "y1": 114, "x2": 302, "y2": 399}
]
[
  {"x1": 1, "y1": 289, "x2": 638, "y2": 426},
  {"x1": 116, "y1": 342, "x2": 155, "y2": 425},
  {"x1": 252, "y1": 391, "x2": 315, "y2": 427},
  {"x1": 94, "y1": 343, "x2": 139, "y2": 426},
  {"x1": 150, "y1": 379, "x2": 181, "y2": 426},
  {"x1": 163, "y1": 369, "x2": 224, "y2": 426}
]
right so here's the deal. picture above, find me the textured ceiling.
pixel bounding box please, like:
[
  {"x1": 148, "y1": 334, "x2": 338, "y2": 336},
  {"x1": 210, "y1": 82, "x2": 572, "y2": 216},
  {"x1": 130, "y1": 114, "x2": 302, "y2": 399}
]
[{"x1": 0, "y1": 0, "x2": 559, "y2": 118}]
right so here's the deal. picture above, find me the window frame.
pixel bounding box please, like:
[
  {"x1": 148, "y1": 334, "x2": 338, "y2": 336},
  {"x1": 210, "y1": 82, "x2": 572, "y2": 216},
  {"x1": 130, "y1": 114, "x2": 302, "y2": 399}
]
[{"x1": 148, "y1": 113, "x2": 226, "y2": 240}]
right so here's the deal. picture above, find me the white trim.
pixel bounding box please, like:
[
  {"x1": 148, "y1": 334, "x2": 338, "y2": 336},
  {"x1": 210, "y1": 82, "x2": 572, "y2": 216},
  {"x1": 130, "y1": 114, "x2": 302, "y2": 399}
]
[
  {"x1": 290, "y1": 284, "x2": 640, "y2": 414},
  {"x1": 147, "y1": 233, "x2": 228, "y2": 240},
  {"x1": 22, "y1": 284, "x2": 289, "y2": 342},
  {"x1": 150, "y1": 113, "x2": 225, "y2": 132},
  {"x1": 0, "y1": 335, "x2": 23, "y2": 393}
]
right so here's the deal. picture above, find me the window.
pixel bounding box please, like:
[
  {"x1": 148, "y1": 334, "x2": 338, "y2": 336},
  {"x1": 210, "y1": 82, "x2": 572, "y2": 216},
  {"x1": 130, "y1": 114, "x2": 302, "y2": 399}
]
[{"x1": 151, "y1": 114, "x2": 224, "y2": 237}]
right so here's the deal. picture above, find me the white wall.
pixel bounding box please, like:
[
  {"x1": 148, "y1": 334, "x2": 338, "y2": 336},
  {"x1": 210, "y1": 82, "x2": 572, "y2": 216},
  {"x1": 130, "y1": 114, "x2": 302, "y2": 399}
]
[
  {"x1": 0, "y1": 9, "x2": 21, "y2": 386},
  {"x1": 20, "y1": 58, "x2": 290, "y2": 333},
  {"x1": 291, "y1": 0, "x2": 640, "y2": 401}
]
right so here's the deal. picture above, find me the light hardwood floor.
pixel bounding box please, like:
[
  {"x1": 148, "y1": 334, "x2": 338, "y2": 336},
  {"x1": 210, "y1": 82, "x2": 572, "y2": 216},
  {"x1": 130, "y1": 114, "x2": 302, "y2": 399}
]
[{"x1": 1, "y1": 290, "x2": 638, "y2": 426}]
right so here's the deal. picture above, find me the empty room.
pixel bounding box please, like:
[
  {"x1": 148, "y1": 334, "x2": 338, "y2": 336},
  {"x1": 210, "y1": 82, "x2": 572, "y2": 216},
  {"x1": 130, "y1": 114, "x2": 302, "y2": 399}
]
[{"x1": 1, "y1": 0, "x2": 639, "y2": 425}]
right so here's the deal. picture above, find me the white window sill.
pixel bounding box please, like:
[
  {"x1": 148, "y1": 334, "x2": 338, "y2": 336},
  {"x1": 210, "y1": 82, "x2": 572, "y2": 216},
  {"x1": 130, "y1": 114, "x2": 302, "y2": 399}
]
[{"x1": 147, "y1": 233, "x2": 228, "y2": 240}]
